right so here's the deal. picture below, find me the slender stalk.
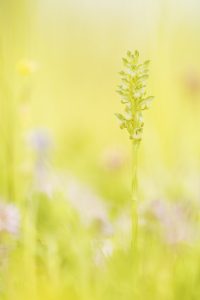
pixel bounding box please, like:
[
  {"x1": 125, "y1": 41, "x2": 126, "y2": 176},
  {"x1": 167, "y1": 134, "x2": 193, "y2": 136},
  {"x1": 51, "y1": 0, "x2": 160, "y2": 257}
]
[{"x1": 131, "y1": 141, "x2": 139, "y2": 253}]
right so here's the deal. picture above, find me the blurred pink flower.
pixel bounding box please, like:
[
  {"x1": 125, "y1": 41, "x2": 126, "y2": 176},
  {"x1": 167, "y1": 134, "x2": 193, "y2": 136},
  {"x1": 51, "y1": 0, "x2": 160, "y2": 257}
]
[
  {"x1": 141, "y1": 200, "x2": 196, "y2": 245},
  {"x1": 101, "y1": 146, "x2": 127, "y2": 171},
  {"x1": 0, "y1": 203, "x2": 20, "y2": 235},
  {"x1": 183, "y1": 67, "x2": 200, "y2": 95}
]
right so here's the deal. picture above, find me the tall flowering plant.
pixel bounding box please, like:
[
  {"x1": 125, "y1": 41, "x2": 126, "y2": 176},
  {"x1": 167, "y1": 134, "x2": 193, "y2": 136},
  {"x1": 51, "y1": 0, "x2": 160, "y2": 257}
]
[{"x1": 116, "y1": 50, "x2": 154, "y2": 250}]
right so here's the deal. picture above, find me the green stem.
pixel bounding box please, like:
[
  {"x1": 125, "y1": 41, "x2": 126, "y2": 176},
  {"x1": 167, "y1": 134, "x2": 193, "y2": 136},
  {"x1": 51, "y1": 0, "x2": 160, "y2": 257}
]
[{"x1": 131, "y1": 141, "x2": 139, "y2": 253}]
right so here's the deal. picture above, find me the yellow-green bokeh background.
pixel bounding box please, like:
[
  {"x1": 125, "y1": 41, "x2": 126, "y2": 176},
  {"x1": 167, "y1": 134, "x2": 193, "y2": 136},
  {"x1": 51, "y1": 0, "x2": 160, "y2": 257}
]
[{"x1": 1, "y1": 1, "x2": 200, "y2": 299}]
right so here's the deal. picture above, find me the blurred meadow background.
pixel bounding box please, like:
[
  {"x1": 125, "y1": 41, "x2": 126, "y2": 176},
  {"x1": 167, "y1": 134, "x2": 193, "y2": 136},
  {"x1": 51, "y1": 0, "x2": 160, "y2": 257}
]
[{"x1": 1, "y1": 0, "x2": 200, "y2": 299}]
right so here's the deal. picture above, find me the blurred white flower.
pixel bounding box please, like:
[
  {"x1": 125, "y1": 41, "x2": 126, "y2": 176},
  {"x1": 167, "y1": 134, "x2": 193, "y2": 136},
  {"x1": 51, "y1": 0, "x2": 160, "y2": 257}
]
[
  {"x1": 0, "y1": 203, "x2": 20, "y2": 235},
  {"x1": 26, "y1": 129, "x2": 56, "y2": 197},
  {"x1": 64, "y1": 175, "x2": 113, "y2": 235},
  {"x1": 114, "y1": 212, "x2": 131, "y2": 249},
  {"x1": 93, "y1": 238, "x2": 114, "y2": 267},
  {"x1": 101, "y1": 239, "x2": 113, "y2": 257}
]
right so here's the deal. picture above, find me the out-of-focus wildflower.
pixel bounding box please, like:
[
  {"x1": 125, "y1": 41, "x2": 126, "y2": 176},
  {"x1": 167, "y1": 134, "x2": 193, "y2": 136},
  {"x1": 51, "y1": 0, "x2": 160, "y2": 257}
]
[
  {"x1": 93, "y1": 238, "x2": 114, "y2": 266},
  {"x1": 183, "y1": 67, "x2": 200, "y2": 95},
  {"x1": 27, "y1": 129, "x2": 52, "y2": 155},
  {"x1": 0, "y1": 203, "x2": 20, "y2": 236},
  {"x1": 27, "y1": 129, "x2": 55, "y2": 197},
  {"x1": 65, "y1": 175, "x2": 113, "y2": 235},
  {"x1": 34, "y1": 169, "x2": 59, "y2": 198},
  {"x1": 101, "y1": 239, "x2": 113, "y2": 257},
  {"x1": 140, "y1": 200, "x2": 196, "y2": 245},
  {"x1": 115, "y1": 212, "x2": 131, "y2": 246},
  {"x1": 17, "y1": 59, "x2": 38, "y2": 76},
  {"x1": 101, "y1": 146, "x2": 127, "y2": 171}
]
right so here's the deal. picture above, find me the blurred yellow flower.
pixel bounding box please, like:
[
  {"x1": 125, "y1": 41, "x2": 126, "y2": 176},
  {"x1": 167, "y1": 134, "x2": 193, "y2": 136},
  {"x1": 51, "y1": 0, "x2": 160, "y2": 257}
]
[{"x1": 16, "y1": 59, "x2": 38, "y2": 76}]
